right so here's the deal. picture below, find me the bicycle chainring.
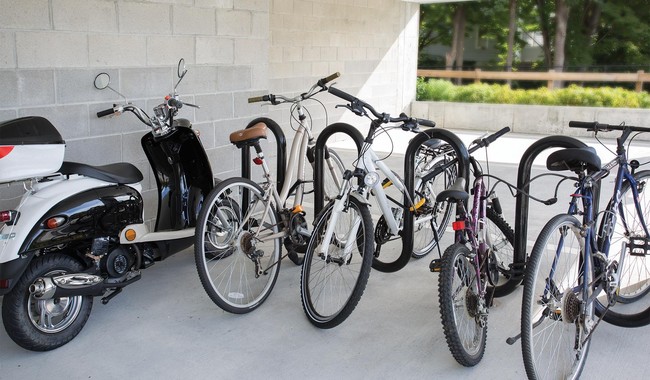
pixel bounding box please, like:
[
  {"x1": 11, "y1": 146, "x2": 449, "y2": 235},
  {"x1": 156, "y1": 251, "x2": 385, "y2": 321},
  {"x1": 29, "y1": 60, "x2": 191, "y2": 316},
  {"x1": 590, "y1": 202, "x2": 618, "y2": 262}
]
[{"x1": 374, "y1": 215, "x2": 393, "y2": 246}]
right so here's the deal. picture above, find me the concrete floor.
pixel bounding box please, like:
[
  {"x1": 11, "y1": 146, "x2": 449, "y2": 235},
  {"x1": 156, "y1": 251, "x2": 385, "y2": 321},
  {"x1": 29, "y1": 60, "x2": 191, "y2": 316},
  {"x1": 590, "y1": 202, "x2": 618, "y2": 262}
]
[{"x1": 1, "y1": 129, "x2": 650, "y2": 379}]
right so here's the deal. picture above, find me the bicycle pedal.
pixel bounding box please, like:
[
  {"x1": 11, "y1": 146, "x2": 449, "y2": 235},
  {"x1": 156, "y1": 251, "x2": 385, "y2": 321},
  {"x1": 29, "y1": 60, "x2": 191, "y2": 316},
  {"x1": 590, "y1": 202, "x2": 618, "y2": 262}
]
[
  {"x1": 628, "y1": 236, "x2": 650, "y2": 257},
  {"x1": 429, "y1": 258, "x2": 442, "y2": 273}
]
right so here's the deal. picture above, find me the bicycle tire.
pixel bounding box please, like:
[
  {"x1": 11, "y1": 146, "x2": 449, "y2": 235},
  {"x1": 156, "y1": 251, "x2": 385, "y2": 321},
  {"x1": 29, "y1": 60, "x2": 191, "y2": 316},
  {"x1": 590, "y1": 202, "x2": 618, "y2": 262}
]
[
  {"x1": 195, "y1": 177, "x2": 281, "y2": 314},
  {"x1": 438, "y1": 243, "x2": 487, "y2": 367},
  {"x1": 596, "y1": 169, "x2": 650, "y2": 327},
  {"x1": 300, "y1": 196, "x2": 374, "y2": 328},
  {"x1": 484, "y1": 207, "x2": 517, "y2": 298},
  {"x1": 412, "y1": 148, "x2": 458, "y2": 258},
  {"x1": 521, "y1": 214, "x2": 593, "y2": 380}
]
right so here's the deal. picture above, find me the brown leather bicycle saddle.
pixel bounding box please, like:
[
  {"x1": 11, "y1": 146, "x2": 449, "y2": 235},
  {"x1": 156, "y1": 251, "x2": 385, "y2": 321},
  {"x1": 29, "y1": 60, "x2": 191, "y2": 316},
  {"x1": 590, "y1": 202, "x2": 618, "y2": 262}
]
[
  {"x1": 229, "y1": 122, "x2": 267, "y2": 146},
  {"x1": 546, "y1": 147, "x2": 601, "y2": 173}
]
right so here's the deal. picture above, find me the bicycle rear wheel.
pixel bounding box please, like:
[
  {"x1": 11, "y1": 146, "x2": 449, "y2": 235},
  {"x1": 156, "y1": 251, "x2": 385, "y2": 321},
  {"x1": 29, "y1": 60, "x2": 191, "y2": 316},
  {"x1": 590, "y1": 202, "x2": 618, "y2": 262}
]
[
  {"x1": 300, "y1": 195, "x2": 373, "y2": 328},
  {"x1": 484, "y1": 207, "x2": 516, "y2": 297},
  {"x1": 438, "y1": 243, "x2": 487, "y2": 367},
  {"x1": 412, "y1": 145, "x2": 457, "y2": 258},
  {"x1": 521, "y1": 214, "x2": 593, "y2": 380},
  {"x1": 195, "y1": 177, "x2": 281, "y2": 314},
  {"x1": 596, "y1": 170, "x2": 650, "y2": 326}
]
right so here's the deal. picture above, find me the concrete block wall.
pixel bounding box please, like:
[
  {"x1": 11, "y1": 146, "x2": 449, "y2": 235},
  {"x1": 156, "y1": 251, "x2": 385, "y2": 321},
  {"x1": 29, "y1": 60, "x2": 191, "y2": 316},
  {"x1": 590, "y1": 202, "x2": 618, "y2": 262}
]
[{"x1": 0, "y1": 0, "x2": 420, "y2": 222}]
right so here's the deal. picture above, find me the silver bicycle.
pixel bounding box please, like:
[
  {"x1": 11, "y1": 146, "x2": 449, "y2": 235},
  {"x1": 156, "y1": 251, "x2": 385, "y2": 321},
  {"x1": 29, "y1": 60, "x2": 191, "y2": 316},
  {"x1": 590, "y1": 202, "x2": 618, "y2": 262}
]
[{"x1": 194, "y1": 73, "x2": 345, "y2": 313}]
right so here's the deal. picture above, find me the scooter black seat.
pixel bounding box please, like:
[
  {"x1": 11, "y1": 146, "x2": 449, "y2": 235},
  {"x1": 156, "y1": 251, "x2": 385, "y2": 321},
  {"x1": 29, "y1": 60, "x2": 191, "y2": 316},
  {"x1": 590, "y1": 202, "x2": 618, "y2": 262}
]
[
  {"x1": 436, "y1": 177, "x2": 468, "y2": 202},
  {"x1": 59, "y1": 162, "x2": 143, "y2": 184},
  {"x1": 546, "y1": 147, "x2": 601, "y2": 174}
]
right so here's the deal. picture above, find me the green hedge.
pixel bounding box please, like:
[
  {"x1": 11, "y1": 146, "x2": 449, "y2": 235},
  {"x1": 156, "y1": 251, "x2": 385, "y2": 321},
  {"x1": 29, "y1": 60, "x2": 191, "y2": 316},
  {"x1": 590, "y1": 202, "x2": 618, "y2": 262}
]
[{"x1": 416, "y1": 78, "x2": 650, "y2": 108}]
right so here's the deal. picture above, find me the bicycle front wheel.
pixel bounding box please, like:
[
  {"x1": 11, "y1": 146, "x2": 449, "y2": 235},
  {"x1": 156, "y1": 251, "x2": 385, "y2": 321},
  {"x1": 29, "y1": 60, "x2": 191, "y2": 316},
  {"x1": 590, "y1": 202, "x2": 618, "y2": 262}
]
[
  {"x1": 300, "y1": 196, "x2": 374, "y2": 328},
  {"x1": 521, "y1": 214, "x2": 593, "y2": 380},
  {"x1": 412, "y1": 146, "x2": 457, "y2": 258},
  {"x1": 195, "y1": 177, "x2": 281, "y2": 314},
  {"x1": 596, "y1": 170, "x2": 650, "y2": 326},
  {"x1": 438, "y1": 243, "x2": 487, "y2": 367}
]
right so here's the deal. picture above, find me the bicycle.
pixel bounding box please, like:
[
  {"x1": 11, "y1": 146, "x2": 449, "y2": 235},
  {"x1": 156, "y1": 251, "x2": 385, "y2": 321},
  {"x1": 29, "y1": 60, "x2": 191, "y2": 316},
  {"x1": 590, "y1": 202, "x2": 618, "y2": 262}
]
[
  {"x1": 193, "y1": 73, "x2": 346, "y2": 313},
  {"x1": 520, "y1": 121, "x2": 650, "y2": 379},
  {"x1": 299, "y1": 86, "x2": 452, "y2": 328},
  {"x1": 429, "y1": 127, "x2": 515, "y2": 367}
]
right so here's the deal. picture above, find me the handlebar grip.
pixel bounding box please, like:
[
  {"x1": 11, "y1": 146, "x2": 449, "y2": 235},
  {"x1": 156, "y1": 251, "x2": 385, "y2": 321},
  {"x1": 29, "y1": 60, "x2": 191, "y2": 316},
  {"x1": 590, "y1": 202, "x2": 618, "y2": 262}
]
[
  {"x1": 417, "y1": 118, "x2": 435, "y2": 128},
  {"x1": 328, "y1": 86, "x2": 357, "y2": 103},
  {"x1": 486, "y1": 126, "x2": 511, "y2": 143},
  {"x1": 97, "y1": 108, "x2": 116, "y2": 118},
  {"x1": 569, "y1": 121, "x2": 600, "y2": 130},
  {"x1": 167, "y1": 97, "x2": 183, "y2": 109},
  {"x1": 248, "y1": 95, "x2": 269, "y2": 103},
  {"x1": 319, "y1": 72, "x2": 340, "y2": 86}
]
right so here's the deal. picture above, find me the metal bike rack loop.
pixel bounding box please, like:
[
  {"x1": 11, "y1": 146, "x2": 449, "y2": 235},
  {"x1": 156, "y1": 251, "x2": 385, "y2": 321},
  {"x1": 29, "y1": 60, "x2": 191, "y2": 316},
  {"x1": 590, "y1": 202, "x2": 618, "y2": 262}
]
[
  {"x1": 507, "y1": 135, "x2": 591, "y2": 287},
  {"x1": 242, "y1": 117, "x2": 287, "y2": 189},
  {"x1": 313, "y1": 123, "x2": 365, "y2": 215},
  {"x1": 397, "y1": 128, "x2": 471, "y2": 273}
]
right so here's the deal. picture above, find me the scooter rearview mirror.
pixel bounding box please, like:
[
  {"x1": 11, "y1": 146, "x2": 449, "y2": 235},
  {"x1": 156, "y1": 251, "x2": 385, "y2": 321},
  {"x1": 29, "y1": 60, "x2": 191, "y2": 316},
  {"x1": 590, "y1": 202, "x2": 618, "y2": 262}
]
[
  {"x1": 177, "y1": 58, "x2": 187, "y2": 78},
  {"x1": 94, "y1": 73, "x2": 111, "y2": 90}
]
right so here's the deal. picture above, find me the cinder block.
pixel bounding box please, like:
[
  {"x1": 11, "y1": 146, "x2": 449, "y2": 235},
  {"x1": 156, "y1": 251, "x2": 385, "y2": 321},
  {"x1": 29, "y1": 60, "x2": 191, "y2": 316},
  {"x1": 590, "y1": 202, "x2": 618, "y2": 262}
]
[
  {"x1": 0, "y1": 109, "x2": 17, "y2": 122},
  {"x1": 0, "y1": 0, "x2": 50, "y2": 29},
  {"x1": 0, "y1": 71, "x2": 19, "y2": 108},
  {"x1": 207, "y1": 145, "x2": 236, "y2": 174},
  {"x1": 54, "y1": 69, "x2": 120, "y2": 104},
  {"x1": 89, "y1": 35, "x2": 147, "y2": 67},
  {"x1": 0, "y1": 32, "x2": 16, "y2": 68},
  {"x1": 18, "y1": 104, "x2": 89, "y2": 140},
  {"x1": 251, "y1": 12, "x2": 269, "y2": 38},
  {"x1": 173, "y1": 5, "x2": 216, "y2": 35},
  {"x1": 251, "y1": 63, "x2": 268, "y2": 89},
  {"x1": 196, "y1": 0, "x2": 234, "y2": 8},
  {"x1": 16, "y1": 70, "x2": 56, "y2": 106},
  {"x1": 53, "y1": 0, "x2": 117, "y2": 32},
  {"x1": 16, "y1": 32, "x2": 88, "y2": 68},
  {"x1": 193, "y1": 121, "x2": 215, "y2": 149},
  {"x1": 283, "y1": 47, "x2": 302, "y2": 62},
  {"x1": 272, "y1": 0, "x2": 293, "y2": 14},
  {"x1": 121, "y1": 131, "x2": 149, "y2": 163},
  {"x1": 234, "y1": 39, "x2": 268, "y2": 65},
  {"x1": 196, "y1": 37, "x2": 234, "y2": 64},
  {"x1": 217, "y1": 10, "x2": 252, "y2": 36},
  {"x1": 119, "y1": 67, "x2": 172, "y2": 99},
  {"x1": 218, "y1": 65, "x2": 252, "y2": 91},
  {"x1": 64, "y1": 135, "x2": 122, "y2": 165},
  {"x1": 195, "y1": 93, "x2": 234, "y2": 121},
  {"x1": 182, "y1": 65, "x2": 219, "y2": 94},
  {"x1": 235, "y1": 0, "x2": 269, "y2": 12},
  {"x1": 147, "y1": 36, "x2": 195, "y2": 66},
  {"x1": 118, "y1": 2, "x2": 171, "y2": 35}
]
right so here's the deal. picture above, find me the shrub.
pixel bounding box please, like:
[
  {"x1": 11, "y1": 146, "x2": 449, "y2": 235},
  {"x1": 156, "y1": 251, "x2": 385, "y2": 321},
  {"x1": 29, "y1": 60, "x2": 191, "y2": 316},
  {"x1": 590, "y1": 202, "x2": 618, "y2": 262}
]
[{"x1": 416, "y1": 78, "x2": 650, "y2": 108}]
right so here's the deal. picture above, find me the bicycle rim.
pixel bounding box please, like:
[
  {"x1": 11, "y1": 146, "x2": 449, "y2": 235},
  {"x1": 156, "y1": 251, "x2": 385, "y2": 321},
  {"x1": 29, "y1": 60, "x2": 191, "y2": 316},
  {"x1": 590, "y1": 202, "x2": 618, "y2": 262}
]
[
  {"x1": 521, "y1": 214, "x2": 593, "y2": 380},
  {"x1": 195, "y1": 178, "x2": 281, "y2": 314}
]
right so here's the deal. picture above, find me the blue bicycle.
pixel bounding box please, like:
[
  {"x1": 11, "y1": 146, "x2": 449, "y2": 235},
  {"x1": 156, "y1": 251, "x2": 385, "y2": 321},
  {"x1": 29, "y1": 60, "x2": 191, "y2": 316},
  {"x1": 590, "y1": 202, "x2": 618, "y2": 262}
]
[{"x1": 521, "y1": 121, "x2": 650, "y2": 379}]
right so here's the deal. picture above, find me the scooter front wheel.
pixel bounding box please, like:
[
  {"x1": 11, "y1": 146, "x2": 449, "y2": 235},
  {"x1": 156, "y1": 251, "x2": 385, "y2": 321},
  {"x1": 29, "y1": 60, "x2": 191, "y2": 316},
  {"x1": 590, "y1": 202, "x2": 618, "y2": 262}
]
[{"x1": 2, "y1": 253, "x2": 93, "y2": 351}]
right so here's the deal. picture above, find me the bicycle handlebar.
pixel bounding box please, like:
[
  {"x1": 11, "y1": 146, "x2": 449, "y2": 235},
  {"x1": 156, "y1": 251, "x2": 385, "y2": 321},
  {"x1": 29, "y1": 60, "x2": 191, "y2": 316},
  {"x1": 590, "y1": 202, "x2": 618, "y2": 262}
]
[
  {"x1": 328, "y1": 86, "x2": 435, "y2": 130},
  {"x1": 248, "y1": 72, "x2": 340, "y2": 104},
  {"x1": 569, "y1": 120, "x2": 650, "y2": 133},
  {"x1": 97, "y1": 107, "x2": 116, "y2": 118}
]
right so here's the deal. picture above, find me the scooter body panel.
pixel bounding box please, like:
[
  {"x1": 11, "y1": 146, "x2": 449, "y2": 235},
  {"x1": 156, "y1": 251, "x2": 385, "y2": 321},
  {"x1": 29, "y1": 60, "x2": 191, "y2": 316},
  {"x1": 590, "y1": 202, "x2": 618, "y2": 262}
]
[{"x1": 142, "y1": 123, "x2": 213, "y2": 232}]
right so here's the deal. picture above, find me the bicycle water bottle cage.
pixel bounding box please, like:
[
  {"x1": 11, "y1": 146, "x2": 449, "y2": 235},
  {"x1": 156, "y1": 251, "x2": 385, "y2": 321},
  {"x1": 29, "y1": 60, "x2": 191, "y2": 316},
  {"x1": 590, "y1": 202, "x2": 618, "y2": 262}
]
[
  {"x1": 229, "y1": 123, "x2": 268, "y2": 148},
  {"x1": 546, "y1": 147, "x2": 601, "y2": 174}
]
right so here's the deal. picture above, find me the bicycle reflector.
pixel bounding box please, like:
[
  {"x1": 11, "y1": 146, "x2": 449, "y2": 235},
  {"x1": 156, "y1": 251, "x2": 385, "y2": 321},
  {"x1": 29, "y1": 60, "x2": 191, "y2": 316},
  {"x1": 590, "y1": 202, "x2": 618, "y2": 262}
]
[
  {"x1": 253, "y1": 157, "x2": 264, "y2": 165},
  {"x1": 452, "y1": 220, "x2": 465, "y2": 231},
  {"x1": 0, "y1": 210, "x2": 18, "y2": 225}
]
